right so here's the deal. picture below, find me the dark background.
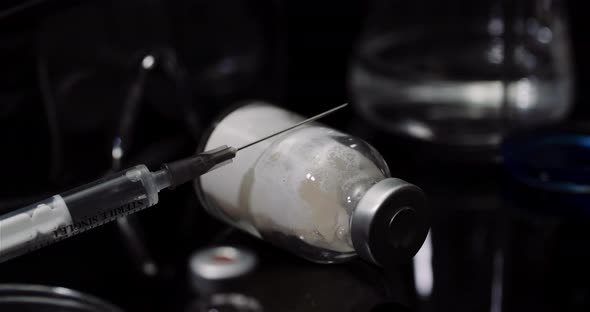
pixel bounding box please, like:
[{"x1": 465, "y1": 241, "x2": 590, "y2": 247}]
[{"x1": 0, "y1": 0, "x2": 589, "y2": 311}]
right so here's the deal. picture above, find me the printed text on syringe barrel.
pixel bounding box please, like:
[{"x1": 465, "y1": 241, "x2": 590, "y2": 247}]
[
  {"x1": 38, "y1": 198, "x2": 149, "y2": 250},
  {"x1": 0, "y1": 167, "x2": 154, "y2": 262}
]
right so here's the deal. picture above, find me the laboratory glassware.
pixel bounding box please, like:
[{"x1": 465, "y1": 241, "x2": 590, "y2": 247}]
[
  {"x1": 0, "y1": 284, "x2": 124, "y2": 312},
  {"x1": 501, "y1": 125, "x2": 590, "y2": 216},
  {"x1": 502, "y1": 126, "x2": 590, "y2": 194},
  {"x1": 197, "y1": 102, "x2": 430, "y2": 266},
  {"x1": 350, "y1": 0, "x2": 574, "y2": 148}
]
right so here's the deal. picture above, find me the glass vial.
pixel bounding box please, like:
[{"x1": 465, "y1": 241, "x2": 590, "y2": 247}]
[
  {"x1": 196, "y1": 103, "x2": 428, "y2": 265},
  {"x1": 196, "y1": 102, "x2": 429, "y2": 266}
]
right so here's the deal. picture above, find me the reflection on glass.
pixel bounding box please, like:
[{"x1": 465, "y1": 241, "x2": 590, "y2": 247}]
[
  {"x1": 490, "y1": 249, "x2": 504, "y2": 312},
  {"x1": 413, "y1": 231, "x2": 433, "y2": 298}
]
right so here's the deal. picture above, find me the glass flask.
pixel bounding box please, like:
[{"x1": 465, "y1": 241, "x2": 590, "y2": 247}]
[
  {"x1": 196, "y1": 102, "x2": 429, "y2": 266},
  {"x1": 350, "y1": 0, "x2": 574, "y2": 148}
]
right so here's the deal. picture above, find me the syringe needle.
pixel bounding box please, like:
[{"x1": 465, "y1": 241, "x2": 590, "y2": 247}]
[
  {"x1": 162, "y1": 145, "x2": 238, "y2": 188},
  {"x1": 236, "y1": 103, "x2": 348, "y2": 151},
  {"x1": 162, "y1": 103, "x2": 349, "y2": 188}
]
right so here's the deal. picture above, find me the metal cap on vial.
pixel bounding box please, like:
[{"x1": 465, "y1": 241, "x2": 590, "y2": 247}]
[{"x1": 351, "y1": 178, "x2": 429, "y2": 267}]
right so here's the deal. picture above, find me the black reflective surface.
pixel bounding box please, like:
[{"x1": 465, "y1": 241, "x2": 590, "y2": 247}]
[{"x1": 1, "y1": 0, "x2": 590, "y2": 311}]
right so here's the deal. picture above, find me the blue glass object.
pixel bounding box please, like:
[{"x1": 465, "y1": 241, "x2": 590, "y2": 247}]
[{"x1": 502, "y1": 128, "x2": 590, "y2": 194}]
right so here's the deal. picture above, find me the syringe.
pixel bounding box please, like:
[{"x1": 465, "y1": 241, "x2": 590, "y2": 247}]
[{"x1": 0, "y1": 104, "x2": 347, "y2": 263}]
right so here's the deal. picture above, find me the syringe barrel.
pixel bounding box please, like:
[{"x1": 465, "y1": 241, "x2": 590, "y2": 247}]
[{"x1": 0, "y1": 165, "x2": 160, "y2": 263}]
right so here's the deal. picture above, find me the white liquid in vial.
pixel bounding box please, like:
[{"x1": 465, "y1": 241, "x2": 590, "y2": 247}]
[{"x1": 249, "y1": 127, "x2": 384, "y2": 252}]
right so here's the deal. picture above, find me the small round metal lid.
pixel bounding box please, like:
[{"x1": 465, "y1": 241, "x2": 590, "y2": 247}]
[
  {"x1": 189, "y1": 246, "x2": 257, "y2": 281},
  {"x1": 351, "y1": 178, "x2": 429, "y2": 266}
]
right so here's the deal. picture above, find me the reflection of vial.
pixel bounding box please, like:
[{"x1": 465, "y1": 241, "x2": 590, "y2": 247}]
[
  {"x1": 196, "y1": 103, "x2": 430, "y2": 266},
  {"x1": 189, "y1": 294, "x2": 262, "y2": 312}
]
